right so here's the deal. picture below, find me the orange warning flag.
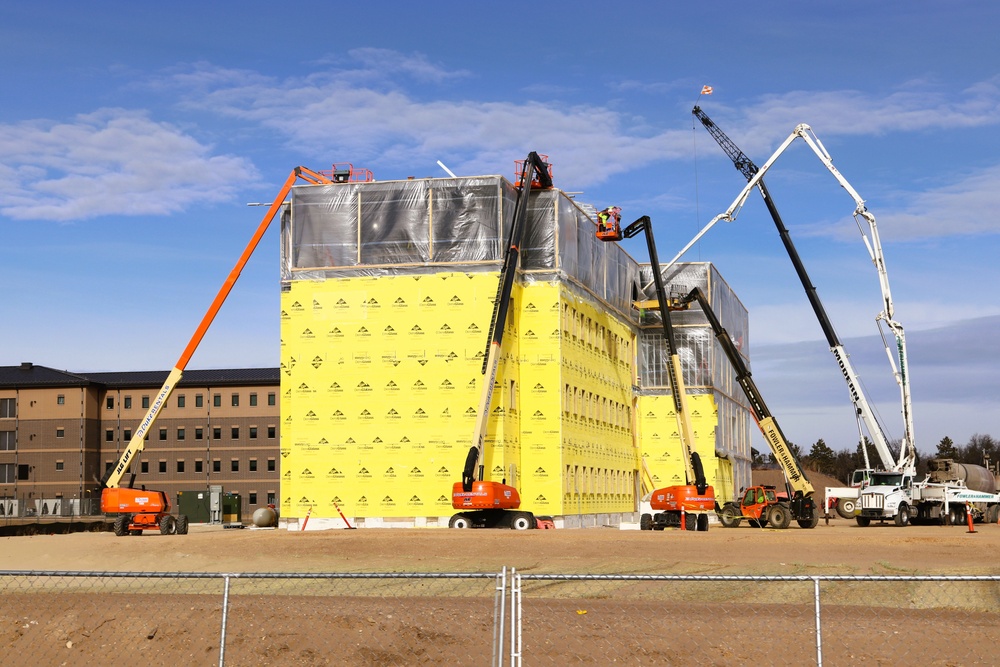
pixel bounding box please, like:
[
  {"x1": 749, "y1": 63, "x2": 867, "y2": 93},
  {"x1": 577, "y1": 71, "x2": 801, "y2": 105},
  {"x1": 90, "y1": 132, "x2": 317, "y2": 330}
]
[{"x1": 701, "y1": 85, "x2": 713, "y2": 95}]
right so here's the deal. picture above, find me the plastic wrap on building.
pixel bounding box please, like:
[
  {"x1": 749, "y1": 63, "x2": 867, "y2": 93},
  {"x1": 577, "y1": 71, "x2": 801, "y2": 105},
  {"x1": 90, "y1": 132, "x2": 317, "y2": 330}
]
[
  {"x1": 281, "y1": 176, "x2": 640, "y2": 316},
  {"x1": 636, "y1": 263, "x2": 749, "y2": 396}
]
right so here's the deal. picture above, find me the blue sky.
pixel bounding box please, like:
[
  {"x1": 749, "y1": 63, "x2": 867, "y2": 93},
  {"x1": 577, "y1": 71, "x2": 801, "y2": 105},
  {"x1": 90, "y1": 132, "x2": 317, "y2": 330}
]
[{"x1": 2, "y1": 2, "x2": 998, "y2": 456}]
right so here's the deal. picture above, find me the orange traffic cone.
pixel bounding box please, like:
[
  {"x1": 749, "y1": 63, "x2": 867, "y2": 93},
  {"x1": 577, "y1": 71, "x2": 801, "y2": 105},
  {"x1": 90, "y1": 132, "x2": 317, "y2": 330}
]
[{"x1": 966, "y1": 502, "x2": 976, "y2": 534}]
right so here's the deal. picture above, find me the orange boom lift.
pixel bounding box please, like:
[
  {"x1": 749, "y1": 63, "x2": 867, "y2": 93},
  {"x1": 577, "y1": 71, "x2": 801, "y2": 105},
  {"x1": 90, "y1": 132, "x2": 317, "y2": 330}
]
[
  {"x1": 98, "y1": 166, "x2": 334, "y2": 535},
  {"x1": 597, "y1": 215, "x2": 716, "y2": 531},
  {"x1": 449, "y1": 152, "x2": 553, "y2": 530}
]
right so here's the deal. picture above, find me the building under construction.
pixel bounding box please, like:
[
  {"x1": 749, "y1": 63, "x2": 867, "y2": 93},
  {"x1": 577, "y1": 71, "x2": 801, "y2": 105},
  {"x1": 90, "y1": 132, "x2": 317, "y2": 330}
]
[{"x1": 277, "y1": 160, "x2": 753, "y2": 529}]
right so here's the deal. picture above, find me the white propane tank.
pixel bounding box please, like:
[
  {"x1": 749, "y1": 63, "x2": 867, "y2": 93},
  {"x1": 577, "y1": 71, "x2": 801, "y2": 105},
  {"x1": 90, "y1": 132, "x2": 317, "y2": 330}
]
[{"x1": 252, "y1": 506, "x2": 278, "y2": 528}]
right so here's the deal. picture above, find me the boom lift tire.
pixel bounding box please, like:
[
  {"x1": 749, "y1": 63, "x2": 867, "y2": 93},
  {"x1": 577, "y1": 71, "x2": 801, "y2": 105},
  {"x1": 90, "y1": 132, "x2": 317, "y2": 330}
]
[
  {"x1": 510, "y1": 512, "x2": 535, "y2": 531},
  {"x1": 894, "y1": 504, "x2": 911, "y2": 527},
  {"x1": 797, "y1": 505, "x2": 820, "y2": 529},
  {"x1": 696, "y1": 514, "x2": 710, "y2": 532},
  {"x1": 159, "y1": 515, "x2": 176, "y2": 535},
  {"x1": 449, "y1": 514, "x2": 472, "y2": 529},
  {"x1": 640, "y1": 513, "x2": 653, "y2": 531},
  {"x1": 719, "y1": 503, "x2": 742, "y2": 528},
  {"x1": 114, "y1": 515, "x2": 129, "y2": 537},
  {"x1": 684, "y1": 513, "x2": 698, "y2": 531},
  {"x1": 836, "y1": 497, "x2": 856, "y2": 520},
  {"x1": 175, "y1": 514, "x2": 189, "y2": 535},
  {"x1": 767, "y1": 504, "x2": 792, "y2": 529}
]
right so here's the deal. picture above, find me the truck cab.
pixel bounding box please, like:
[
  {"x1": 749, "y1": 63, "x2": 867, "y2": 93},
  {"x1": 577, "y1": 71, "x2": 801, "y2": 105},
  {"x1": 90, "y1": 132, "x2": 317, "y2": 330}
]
[{"x1": 857, "y1": 471, "x2": 915, "y2": 526}]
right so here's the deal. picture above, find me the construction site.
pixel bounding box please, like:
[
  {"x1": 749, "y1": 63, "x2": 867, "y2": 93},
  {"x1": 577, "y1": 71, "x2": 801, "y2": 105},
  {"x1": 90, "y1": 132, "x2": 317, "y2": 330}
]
[{"x1": 7, "y1": 110, "x2": 999, "y2": 536}]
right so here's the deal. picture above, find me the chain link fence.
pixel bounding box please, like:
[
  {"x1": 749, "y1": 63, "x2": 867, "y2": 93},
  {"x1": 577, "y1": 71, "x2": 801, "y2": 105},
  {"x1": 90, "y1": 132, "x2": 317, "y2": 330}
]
[{"x1": 3, "y1": 571, "x2": 999, "y2": 665}]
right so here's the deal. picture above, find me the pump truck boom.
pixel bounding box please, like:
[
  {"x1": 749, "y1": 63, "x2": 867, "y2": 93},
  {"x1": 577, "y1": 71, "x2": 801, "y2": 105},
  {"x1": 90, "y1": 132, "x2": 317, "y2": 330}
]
[
  {"x1": 449, "y1": 152, "x2": 553, "y2": 530},
  {"x1": 678, "y1": 287, "x2": 819, "y2": 529},
  {"x1": 98, "y1": 166, "x2": 333, "y2": 536},
  {"x1": 598, "y1": 216, "x2": 715, "y2": 531},
  {"x1": 685, "y1": 107, "x2": 921, "y2": 519},
  {"x1": 691, "y1": 106, "x2": 897, "y2": 476}
]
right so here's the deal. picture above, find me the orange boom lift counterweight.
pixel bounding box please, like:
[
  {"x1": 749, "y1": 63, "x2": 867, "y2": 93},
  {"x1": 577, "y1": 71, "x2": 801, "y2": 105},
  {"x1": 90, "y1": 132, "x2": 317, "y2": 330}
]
[{"x1": 97, "y1": 166, "x2": 334, "y2": 535}]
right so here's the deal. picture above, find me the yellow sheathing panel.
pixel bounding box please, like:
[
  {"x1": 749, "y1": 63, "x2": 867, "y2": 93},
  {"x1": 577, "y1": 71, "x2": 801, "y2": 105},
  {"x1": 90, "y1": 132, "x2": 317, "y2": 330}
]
[
  {"x1": 556, "y1": 286, "x2": 638, "y2": 516},
  {"x1": 280, "y1": 271, "x2": 734, "y2": 523},
  {"x1": 281, "y1": 273, "x2": 500, "y2": 519},
  {"x1": 637, "y1": 392, "x2": 734, "y2": 501}
]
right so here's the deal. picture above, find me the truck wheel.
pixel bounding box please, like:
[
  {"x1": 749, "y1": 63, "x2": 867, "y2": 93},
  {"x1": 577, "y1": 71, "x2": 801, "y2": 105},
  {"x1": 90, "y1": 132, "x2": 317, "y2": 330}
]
[
  {"x1": 159, "y1": 515, "x2": 176, "y2": 535},
  {"x1": 836, "y1": 498, "x2": 856, "y2": 520},
  {"x1": 175, "y1": 514, "x2": 189, "y2": 535},
  {"x1": 894, "y1": 504, "x2": 910, "y2": 527},
  {"x1": 719, "y1": 503, "x2": 741, "y2": 528},
  {"x1": 640, "y1": 513, "x2": 653, "y2": 531},
  {"x1": 449, "y1": 513, "x2": 472, "y2": 529},
  {"x1": 988, "y1": 505, "x2": 1000, "y2": 525},
  {"x1": 113, "y1": 515, "x2": 129, "y2": 537},
  {"x1": 510, "y1": 512, "x2": 534, "y2": 530},
  {"x1": 696, "y1": 513, "x2": 709, "y2": 532},
  {"x1": 856, "y1": 516, "x2": 871, "y2": 527},
  {"x1": 767, "y1": 504, "x2": 791, "y2": 529}
]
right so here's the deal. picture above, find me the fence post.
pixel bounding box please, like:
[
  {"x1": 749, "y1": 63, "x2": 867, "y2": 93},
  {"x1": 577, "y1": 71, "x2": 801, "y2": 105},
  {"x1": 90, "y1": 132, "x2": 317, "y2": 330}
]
[
  {"x1": 493, "y1": 567, "x2": 506, "y2": 667},
  {"x1": 511, "y1": 567, "x2": 521, "y2": 667},
  {"x1": 813, "y1": 576, "x2": 823, "y2": 666},
  {"x1": 219, "y1": 574, "x2": 232, "y2": 667}
]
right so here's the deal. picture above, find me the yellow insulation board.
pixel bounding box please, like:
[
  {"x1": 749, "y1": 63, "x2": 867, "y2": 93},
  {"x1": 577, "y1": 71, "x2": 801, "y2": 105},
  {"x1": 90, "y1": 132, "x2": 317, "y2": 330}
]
[
  {"x1": 553, "y1": 286, "x2": 638, "y2": 515},
  {"x1": 280, "y1": 273, "x2": 502, "y2": 519},
  {"x1": 636, "y1": 393, "x2": 734, "y2": 501},
  {"x1": 279, "y1": 272, "x2": 649, "y2": 520}
]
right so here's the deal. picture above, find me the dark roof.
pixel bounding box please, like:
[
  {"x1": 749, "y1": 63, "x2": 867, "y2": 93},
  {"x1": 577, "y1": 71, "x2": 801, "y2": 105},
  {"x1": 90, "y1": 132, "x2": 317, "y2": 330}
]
[
  {"x1": 0, "y1": 363, "x2": 91, "y2": 388},
  {"x1": 0, "y1": 363, "x2": 279, "y2": 389}
]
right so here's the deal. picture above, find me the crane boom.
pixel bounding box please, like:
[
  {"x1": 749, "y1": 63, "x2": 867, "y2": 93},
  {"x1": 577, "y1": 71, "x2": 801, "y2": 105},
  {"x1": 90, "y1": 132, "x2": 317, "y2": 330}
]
[
  {"x1": 678, "y1": 107, "x2": 914, "y2": 474},
  {"x1": 99, "y1": 166, "x2": 333, "y2": 490}
]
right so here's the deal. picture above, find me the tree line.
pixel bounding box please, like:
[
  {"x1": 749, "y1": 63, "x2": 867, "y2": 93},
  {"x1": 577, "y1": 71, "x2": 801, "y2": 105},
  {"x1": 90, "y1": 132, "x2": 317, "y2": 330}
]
[{"x1": 752, "y1": 433, "x2": 1000, "y2": 484}]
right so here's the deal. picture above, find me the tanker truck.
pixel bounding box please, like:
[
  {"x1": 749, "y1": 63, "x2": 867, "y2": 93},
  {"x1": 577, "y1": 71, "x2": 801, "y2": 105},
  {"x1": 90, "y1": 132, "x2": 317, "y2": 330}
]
[{"x1": 856, "y1": 458, "x2": 1000, "y2": 527}]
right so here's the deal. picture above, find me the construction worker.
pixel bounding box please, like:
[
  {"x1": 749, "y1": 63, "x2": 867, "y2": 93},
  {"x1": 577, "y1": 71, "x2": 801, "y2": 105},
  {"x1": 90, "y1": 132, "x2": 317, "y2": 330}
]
[{"x1": 597, "y1": 206, "x2": 621, "y2": 238}]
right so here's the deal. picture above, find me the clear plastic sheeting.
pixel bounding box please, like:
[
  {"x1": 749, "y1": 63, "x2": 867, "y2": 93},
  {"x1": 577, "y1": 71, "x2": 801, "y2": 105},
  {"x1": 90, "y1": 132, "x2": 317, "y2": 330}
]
[
  {"x1": 281, "y1": 175, "x2": 640, "y2": 316},
  {"x1": 635, "y1": 262, "x2": 750, "y2": 401},
  {"x1": 282, "y1": 176, "x2": 515, "y2": 279}
]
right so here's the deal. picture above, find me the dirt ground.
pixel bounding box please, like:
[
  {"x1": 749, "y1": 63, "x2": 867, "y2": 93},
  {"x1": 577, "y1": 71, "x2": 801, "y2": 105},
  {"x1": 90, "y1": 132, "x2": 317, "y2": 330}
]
[
  {"x1": 3, "y1": 518, "x2": 1000, "y2": 575},
  {"x1": 3, "y1": 521, "x2": 1000, "y2": 665}
]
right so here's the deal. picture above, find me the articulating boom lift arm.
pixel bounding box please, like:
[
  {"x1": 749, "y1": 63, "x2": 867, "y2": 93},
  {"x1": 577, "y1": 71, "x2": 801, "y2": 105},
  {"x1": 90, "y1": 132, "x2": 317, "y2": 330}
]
[
  {"x1": 622, "y1": 216, "x2": 705, "y2": 492},
  {"x1": 99, "y1": 166, "x2": 333, "y2": 491},
  {"x1": 461, "y1": 152, "x2": 553, "y2": 493}
]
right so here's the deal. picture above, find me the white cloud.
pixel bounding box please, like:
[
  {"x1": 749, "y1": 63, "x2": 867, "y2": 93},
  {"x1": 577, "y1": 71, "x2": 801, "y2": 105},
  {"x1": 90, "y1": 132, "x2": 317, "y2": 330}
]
[
  {"x1": 0, "y1": 108, "x2": 258, "y2": 221},
  {"x1": 160, "y1": 58, "x2": 1000, "y2": 201},
  {"x1": 161, "y1": 58, "x2": 694, "y2": 188}
]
